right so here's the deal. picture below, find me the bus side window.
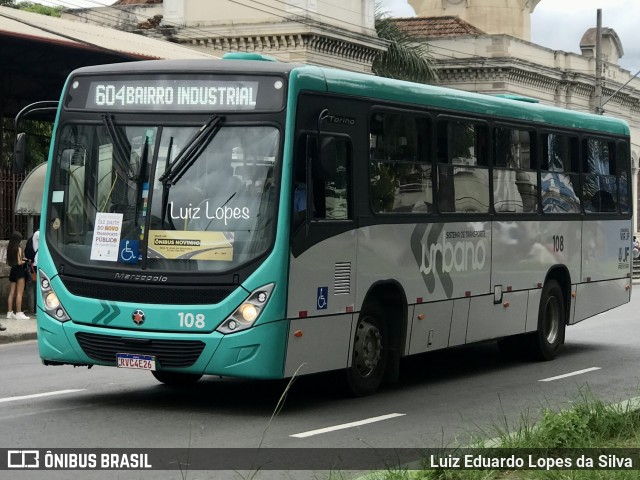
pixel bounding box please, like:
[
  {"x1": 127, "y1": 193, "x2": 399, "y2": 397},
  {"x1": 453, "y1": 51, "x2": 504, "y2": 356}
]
[
  {"x1": 619, "y1": 143, "x2": 630, "y2": 213},
  {"x1": 582, "y1": 138, "x2": 618, "y2": 213},
  {"x1": 541, "y1": 133, "x2": 580, "y2": 214},
  {"x1": 293, "y1": 135, "x2": 352, "y2": 225},
  {"x1": 436, "y1": 119, "x2": 489, "y2": 213},
  {"x1": 493, "y1": 127, "x2": 536, "y2": 213},
  {"x1": 315, "y1": 136, "x2": 351, "y2": 220},
  {"x1": 369, "y1": 112, "x2": 432, "y2": 214}
]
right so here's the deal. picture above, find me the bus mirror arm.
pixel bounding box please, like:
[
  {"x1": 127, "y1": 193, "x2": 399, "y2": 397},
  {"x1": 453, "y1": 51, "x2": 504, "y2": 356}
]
[{"x1": 12, "y1": 100, "x2": 59, "y2": 174}]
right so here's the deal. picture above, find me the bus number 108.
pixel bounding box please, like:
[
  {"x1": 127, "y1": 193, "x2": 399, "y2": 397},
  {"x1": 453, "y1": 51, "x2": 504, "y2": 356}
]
[
  {"x1": 552, "y1": 235, "x2": 564, "y2": 252},
  {"x1": 178, "y1": 312, "x2": 206, "y2": 329}
]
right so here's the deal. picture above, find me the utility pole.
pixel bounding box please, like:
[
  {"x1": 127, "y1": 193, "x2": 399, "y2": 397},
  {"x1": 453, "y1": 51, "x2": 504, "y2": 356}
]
[{"x1": 594, "y1": 8, "x2": 603, "y2": 114}]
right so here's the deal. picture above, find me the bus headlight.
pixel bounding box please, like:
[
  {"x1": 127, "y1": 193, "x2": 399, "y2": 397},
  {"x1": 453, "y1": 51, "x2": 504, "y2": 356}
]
[
  {"x1": 239, "y1": 303, "x2": 259, "y2": 322},
  {"x1": 39, "y1": 270, "x2": 70, "y2": 322},
  {"x1": 45, "y1": 291, "x2": 60, "y2": 309},
  {"x1": 216, "y1": 283, "x2": 274, "y2": 334}
]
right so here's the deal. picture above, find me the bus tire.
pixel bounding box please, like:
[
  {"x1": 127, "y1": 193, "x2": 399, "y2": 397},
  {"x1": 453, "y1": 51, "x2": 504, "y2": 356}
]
[
  {"x1": 527, "y1": 279, "x2": 565, "y2": 361},
  {"x1": 345, "y1": 300, "x2": 388, "y2": 397},
  {"x1": 152, "y1": 370, "x2": 202, "y2": 386}
]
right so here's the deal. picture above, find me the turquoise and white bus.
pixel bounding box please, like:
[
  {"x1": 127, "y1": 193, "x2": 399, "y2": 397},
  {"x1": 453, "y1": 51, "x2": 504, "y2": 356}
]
[{"x1": 32, "y1": 54, "x2": 632, "y2": 395}]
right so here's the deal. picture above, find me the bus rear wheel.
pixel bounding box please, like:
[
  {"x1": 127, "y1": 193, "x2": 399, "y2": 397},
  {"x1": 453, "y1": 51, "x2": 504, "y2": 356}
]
[
  {"x1": 345, "y1": 301, "x2": 387, "y2": 396},
  {"x1": 526, "y1": 279, "x2": 565, "y2": 361},
  {"x1": 152, "y1": 370, "x2": 202, "y2": 386}
]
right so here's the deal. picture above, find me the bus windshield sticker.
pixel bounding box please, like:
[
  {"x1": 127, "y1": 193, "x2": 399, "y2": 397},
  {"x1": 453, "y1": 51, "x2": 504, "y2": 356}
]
[
  {"x1": 52, "y1": 191, "x2": 64, "y2": 203},
  {"x1": 147, "y1": 230, "x2": 234, "y2": 261},
  {"x1": 118, "y1": 239, "x2": 140, "y2": 264},
  {"x1": 90, "y1": 212, "x2": 124, "y2": 262}
]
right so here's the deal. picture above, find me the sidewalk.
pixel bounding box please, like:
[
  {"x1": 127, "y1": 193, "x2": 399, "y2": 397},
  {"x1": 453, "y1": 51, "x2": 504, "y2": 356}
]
[{"x1": 0, "y1": 315, "x2": 38, "y2": 344}]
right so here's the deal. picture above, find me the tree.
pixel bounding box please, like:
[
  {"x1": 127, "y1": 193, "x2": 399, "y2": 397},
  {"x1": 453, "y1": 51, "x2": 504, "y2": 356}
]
[
  {"x1": 373, "y1": 7, "x2": 437, "y2": 84},
  {"x1": 0, "y1": 0, "x2": 15, "y2": 6}
]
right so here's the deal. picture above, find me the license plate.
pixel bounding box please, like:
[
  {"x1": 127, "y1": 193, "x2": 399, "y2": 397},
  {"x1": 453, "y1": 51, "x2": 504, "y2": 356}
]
[{"x1": 116, "y1": 353, "x2": 156, "y2": 370}]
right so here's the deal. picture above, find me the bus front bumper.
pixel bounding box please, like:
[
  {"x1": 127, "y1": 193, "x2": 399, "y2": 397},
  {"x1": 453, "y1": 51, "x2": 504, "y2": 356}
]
[{"x1": 37, "y1": 310, "x2": 289, "y2": 379}]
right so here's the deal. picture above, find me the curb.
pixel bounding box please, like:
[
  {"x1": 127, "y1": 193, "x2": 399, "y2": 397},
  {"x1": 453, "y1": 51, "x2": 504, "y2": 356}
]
[{"x1": 0, "y1": 331, "x2": 37, "y2": 345}]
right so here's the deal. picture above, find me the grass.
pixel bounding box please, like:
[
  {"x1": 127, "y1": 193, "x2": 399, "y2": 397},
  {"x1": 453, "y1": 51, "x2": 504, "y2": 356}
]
[{"x1": 360, "y1": 388, "x2": 640, "y2": 480}]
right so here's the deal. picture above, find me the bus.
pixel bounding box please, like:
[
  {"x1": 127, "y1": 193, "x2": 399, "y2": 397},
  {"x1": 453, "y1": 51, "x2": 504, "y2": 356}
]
[{"x1": 29, "y1": 53, "x2": 632, "y2": 396}]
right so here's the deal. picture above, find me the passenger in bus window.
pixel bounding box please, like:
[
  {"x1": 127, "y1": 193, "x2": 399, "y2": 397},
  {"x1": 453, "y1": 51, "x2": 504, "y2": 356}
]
[
  {"x1": 292, "y1": 174, "x2": 307, "y2": 231},
  {"x1": 294, "y1": 181, "x2": 306, "y2": 212}
]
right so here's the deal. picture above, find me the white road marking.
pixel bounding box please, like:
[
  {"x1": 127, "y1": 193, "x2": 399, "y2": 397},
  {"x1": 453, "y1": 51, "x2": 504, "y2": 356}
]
[
  {"x1": 539, "y1": 367, "x2": 601, "y2": 382},
  {"x1": 0, "y1": 389, "x2": 85, "y2": 403},
  {"x1": 291, "y1": 413, "x2": 406, "y2": 438}
]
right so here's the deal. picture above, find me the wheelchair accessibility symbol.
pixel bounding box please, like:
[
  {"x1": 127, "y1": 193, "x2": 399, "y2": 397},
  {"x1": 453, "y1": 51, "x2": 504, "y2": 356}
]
[
  {"x1": 119, "y1": 239, "x2": 140, "y2": 264},
  {"x1": 317, "y1": 286, "x2": 328, "y2": 310}
]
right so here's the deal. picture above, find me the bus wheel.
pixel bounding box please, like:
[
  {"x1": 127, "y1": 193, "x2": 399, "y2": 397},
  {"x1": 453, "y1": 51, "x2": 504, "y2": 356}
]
[
  {"x1": 345, "y1": 301, "x2": 387, "y2": 396},
  {"x1": 152, "y1": 370, "x2": 202, "y2": 386},
  {"x1": 527, "y1": 279, "x2": 565, "y2": 361}
]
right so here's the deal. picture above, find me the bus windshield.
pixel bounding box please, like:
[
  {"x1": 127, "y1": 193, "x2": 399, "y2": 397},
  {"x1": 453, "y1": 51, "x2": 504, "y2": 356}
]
[{"x1": 47, "y1": 120, "x2": 280, "y2": 273}]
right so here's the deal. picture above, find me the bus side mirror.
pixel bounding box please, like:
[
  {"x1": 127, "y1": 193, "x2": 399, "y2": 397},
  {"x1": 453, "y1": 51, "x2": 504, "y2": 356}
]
[{"x1": 13, "y1": 133, "x2": 26, "y2": 174}]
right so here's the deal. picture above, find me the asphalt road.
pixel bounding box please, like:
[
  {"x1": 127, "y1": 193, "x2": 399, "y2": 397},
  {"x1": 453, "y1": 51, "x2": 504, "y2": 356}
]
[{"x1": 2, "y1": 290, "x2": 640, "y2": 479}]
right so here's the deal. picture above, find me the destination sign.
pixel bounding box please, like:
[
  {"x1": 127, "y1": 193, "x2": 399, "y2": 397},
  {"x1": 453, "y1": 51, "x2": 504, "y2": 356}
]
[{"x1": 65, "y1": 75, "x2": 285, "y2": 112}]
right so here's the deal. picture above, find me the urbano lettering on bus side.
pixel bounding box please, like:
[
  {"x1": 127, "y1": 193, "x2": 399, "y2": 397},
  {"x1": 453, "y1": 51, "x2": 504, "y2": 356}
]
[{"x1": 420, "y1": 233, "x2": 487, "y2": 275}]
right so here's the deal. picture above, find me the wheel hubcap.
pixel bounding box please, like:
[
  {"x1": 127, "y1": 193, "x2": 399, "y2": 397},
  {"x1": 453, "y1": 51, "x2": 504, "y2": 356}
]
[
  {"x1": 544, "y1": 295, "x2": 560, "y2": 344},
  {"x1": 353, "y1": 318, "x2": 382, "y2": 378}
]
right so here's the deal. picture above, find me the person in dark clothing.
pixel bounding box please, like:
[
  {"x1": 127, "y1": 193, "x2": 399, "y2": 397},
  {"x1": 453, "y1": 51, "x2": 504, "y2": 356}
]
[{"x1": 6, "y1": 231, "x2": 30, "y2": 321}]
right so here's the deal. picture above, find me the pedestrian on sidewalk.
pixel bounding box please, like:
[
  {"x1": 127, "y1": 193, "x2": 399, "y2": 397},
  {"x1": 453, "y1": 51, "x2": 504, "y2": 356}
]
[{"x1": 6, "y1": 231, "x2": 30, "y2": 321}]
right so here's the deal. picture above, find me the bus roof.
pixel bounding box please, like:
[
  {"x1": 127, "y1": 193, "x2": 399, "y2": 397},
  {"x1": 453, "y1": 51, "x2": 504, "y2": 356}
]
[
  {"x1": 295, "y1": 65, "x2": 630, "y2": 137},
  {"x1": 69, "y1": 58, "x2": 298, "y2": 77},
  {"x1": 68, "y1": 58, "x2": 629, "y2": 137}
]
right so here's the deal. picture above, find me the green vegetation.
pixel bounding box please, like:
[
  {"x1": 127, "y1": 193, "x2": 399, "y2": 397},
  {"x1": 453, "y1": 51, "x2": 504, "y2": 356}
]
[
  {"x1": 1, "y1": 117, "x2": 52, "y2": 170},
  {"x1": 373, "y1": 5, "x2": 437, "y2": 84},
  {"x1": 362, "y1": 389, "x2": 640, "y2": 480},
  {"x1": 0, "y1": 0, "x2": 64, "y2": 16}
]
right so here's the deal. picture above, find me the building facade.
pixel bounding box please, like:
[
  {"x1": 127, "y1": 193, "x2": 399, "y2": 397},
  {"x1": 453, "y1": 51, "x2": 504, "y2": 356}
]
[
  {"x1": 399, "y1": 0, "x2": 640, "y2": 231},
  {"x1": 63, "y1": 0, "x2": 640, "y2": 230},
  {"x1": 62, "y1": 0, "x2": 387, "y2": 73}
]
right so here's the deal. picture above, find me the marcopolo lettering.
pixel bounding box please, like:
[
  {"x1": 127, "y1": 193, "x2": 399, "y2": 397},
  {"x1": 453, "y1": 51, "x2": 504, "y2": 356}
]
[{"x1": 114, "y1": 273, "x2": 169, "y2": 283}]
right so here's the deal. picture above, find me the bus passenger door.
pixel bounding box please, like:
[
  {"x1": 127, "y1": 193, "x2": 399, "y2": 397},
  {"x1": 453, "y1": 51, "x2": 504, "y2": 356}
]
[{"x1": 286, "y1": 133, "x2": 357, "y2": 376}]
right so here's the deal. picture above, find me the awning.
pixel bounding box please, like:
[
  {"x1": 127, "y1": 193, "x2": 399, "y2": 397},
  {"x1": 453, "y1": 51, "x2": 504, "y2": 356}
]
[{"x1": 15, "y1": 162, "x2": 47, "y2": 215}]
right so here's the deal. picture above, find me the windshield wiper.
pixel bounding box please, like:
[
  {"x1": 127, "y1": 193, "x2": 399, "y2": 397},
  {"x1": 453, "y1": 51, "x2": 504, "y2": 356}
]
[
  {"x1": 101, "y1": 114, "x2": 135, "y2": 178},
  {"x1": 161, "y1": 137, "x2": 174, "y2": 229},
  {"x1": 158, "y1": 115, "x2": 223, "y2": 185},
  {"x1": 134, "y1": 139, "x2": 149, "y2": 227},
  {"x1": 159, "y1": 115, "x2": 224, "y2": 229}
]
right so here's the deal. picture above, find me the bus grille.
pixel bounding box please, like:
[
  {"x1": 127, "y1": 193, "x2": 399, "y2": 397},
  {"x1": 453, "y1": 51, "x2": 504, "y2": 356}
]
[
  {"x1": 60, "y1": 275, "x2": 233, "y2": 305},
  {"x1": 75, "y1": 332, "x2": 205, "y2": 368}
]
